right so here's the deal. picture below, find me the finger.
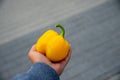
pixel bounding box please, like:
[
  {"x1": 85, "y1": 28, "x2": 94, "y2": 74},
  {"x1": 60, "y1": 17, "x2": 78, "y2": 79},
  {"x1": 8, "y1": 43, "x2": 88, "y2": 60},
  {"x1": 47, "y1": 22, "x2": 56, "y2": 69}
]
[
  {"x1": 28, "y1": 45, "x2": 41, "y2": 62},
  {"x1": 28, "y1": 47, "x2": 52, "y2": 65},
  {"x1": 28, "y1": 51, "x2": 41, "y2": 63},
  {"x1": 28, "y1": 44, "x2": 42, "y2": 61},
  {"x1": 51, "y1": 48, "x2": 72, "y2": 76},
  {"x1": 29, "y1": 44, "x2": 36, "y2": 52},
  {"x1": 65, "y1": 47, "x2": 72, "y2": 63}
]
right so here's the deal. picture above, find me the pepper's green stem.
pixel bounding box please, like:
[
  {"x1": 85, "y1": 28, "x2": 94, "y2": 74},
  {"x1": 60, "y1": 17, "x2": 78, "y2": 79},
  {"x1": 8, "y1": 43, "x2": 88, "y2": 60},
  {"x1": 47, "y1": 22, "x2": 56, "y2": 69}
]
[{"x1": 56, "y1": 24, "x2": 65, "y2": 38}]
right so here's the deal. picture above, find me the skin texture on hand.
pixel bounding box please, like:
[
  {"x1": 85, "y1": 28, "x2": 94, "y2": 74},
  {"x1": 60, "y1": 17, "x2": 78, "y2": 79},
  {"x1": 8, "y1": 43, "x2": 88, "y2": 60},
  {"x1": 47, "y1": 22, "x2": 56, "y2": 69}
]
[{"x1": 28, "y1": 44, "x2": 71, "y2": 75}]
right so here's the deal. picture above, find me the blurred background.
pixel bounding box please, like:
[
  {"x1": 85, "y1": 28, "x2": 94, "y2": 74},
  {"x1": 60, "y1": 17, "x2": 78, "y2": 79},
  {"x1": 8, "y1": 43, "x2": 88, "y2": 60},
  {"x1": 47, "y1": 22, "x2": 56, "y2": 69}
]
[{"x1": 0, "y1": 0, "x2": 120, "y2": 80}]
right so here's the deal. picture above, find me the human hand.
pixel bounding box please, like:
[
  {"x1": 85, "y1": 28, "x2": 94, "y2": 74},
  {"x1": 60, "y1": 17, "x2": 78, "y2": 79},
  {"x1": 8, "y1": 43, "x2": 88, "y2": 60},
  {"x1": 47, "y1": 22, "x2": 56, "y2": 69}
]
[{"x1": 28, "y1": 44, "x2": 71, "y2": 75}]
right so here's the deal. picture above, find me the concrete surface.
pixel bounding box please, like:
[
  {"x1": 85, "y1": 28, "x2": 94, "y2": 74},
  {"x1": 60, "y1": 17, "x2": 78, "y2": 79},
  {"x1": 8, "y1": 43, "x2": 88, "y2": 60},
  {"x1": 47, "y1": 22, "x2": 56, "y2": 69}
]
[
  {"x1": 0, "y1": 0, "x2": 120, "y2": 80},
  {"x1": 0, "y1": 0, "x2": 107, "y2": 45}
]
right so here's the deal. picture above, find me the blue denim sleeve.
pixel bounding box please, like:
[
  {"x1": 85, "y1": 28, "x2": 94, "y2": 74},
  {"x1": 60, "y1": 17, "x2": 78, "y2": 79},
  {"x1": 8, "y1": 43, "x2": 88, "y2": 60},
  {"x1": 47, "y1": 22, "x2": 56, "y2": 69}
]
[{"x1": 13, "y1": 62, "x2": 59, "y2": 80}]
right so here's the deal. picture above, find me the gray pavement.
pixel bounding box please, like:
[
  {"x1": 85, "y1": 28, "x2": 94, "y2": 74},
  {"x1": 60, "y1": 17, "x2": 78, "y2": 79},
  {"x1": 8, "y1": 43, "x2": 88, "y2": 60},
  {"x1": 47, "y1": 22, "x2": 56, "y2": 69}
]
[
  {"x1": 0, "y1": 0, "x2": 120, "y2": 80},
  {"x1": 0, "y1": 0, "x2": 107, "y2": 45}
]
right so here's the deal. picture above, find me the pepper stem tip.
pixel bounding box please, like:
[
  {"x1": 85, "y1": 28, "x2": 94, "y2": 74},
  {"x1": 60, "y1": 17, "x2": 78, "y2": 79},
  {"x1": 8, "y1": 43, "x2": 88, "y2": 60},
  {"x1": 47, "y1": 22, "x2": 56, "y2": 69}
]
[{"x1": 55, "y1": 23, "x2": 65, "y2": 38}]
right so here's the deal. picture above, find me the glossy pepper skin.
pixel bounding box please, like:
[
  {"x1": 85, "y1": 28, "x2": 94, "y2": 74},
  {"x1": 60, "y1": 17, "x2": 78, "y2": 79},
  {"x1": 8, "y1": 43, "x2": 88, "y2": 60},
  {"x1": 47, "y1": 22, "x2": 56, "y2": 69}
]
[{"x1": 36, "y1": 24, "x2": 70, "y2": 62}]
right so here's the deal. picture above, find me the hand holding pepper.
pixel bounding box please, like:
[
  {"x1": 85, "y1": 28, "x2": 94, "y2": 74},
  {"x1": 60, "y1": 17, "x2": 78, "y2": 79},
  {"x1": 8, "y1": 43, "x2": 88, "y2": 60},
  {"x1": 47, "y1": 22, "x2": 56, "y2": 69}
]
[{"x1": 28, "y1": 44, "x2": 71, "y2": 75}]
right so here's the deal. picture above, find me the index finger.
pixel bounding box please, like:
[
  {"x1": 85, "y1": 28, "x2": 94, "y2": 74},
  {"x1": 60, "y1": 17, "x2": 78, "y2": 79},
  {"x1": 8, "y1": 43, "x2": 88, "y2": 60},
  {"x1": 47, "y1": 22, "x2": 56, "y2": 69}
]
[{"x1": 29, "y1": 44, "x2": 36, "y2": 52}]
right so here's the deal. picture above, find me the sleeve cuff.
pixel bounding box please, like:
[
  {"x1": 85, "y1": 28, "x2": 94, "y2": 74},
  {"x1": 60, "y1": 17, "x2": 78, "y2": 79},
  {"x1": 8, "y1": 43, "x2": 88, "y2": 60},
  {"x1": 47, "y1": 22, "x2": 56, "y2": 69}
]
[{"x1": 27, "y1": 62, "x2": 59, "y2": 80}]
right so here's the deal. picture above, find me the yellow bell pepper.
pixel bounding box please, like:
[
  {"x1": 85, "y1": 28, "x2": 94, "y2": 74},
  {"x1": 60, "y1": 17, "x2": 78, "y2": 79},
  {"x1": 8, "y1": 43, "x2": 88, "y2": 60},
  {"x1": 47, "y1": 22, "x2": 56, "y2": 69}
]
[{"x1": 36, "y1": 24, "x2": 70, "y2": 62}]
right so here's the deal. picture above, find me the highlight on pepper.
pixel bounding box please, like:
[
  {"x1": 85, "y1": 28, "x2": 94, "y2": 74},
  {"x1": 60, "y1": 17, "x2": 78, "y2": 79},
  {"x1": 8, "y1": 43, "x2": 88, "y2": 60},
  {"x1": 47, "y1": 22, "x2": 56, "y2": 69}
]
[{"x1": 36, "y1": 24, "x2": 70, "y2": 62}]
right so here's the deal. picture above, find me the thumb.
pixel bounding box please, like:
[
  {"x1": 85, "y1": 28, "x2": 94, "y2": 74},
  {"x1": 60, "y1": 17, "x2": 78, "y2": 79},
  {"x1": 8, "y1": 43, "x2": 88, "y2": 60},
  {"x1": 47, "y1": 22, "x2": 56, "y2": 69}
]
[{"x1": 28, "y1": 45, "x2": 51, "y2": 64}]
